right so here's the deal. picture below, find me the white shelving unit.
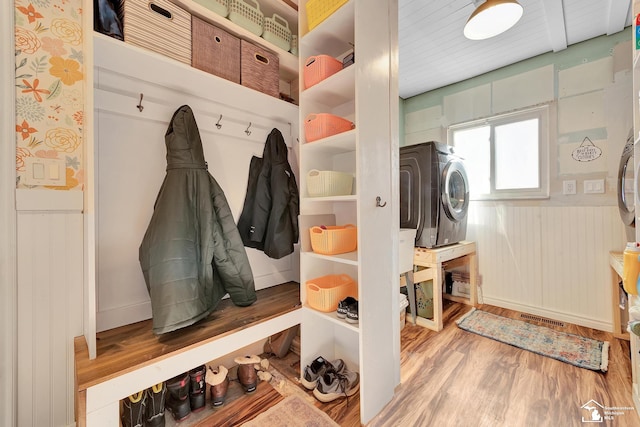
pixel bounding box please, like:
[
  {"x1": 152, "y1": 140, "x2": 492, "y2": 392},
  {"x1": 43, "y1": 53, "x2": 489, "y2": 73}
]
[{"x1": 297, "y1": 0, "x2": 400, "y2": 424}]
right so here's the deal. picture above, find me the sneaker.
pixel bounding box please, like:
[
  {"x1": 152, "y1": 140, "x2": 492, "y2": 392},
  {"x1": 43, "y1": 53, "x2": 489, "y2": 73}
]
[
  {"x1": 313, "y1": 367, "x2": 360, "y2": 403},
  {"x1": 300, "y1": 356, "x2": 346, "y2": 390},
  {"x1": 346, "y1": 301, "x2": 359, "y2": 324},
  {"x1": 337, "y1": 297, "x2": 357, "y2": 319}
]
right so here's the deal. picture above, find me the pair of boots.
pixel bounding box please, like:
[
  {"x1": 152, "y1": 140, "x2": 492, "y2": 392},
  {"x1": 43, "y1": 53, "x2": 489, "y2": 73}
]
[
  {"x1": 121, "y1": 383, "x2": 167, "y2": 427},
  {"x1": 165, "y1": 365, "x2": 207, "y2": 422}
]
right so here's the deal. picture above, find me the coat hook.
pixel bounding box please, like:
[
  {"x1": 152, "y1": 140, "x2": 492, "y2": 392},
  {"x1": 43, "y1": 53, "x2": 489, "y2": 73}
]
[
  {"x1": 216, "y1": 114, "x2": 222, "y2": 129},
  {"x1": 245, "y1": 122, "x2": 252, "y2": 136},
  {"x1": 136, "y1": 93, "x2": 144, "y2": 112},
  {"x1": 376, "y1": 196, "x2": 387, "y2": 207}
]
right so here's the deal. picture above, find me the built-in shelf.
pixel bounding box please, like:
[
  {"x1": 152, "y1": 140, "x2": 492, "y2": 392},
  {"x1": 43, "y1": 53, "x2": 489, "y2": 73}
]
[
  {"x1": 301, "y1": 65, "x2": 356, "y2": 106},
  {"x1": 300, "y1": 129, "x2": 356, "y2": 153},
  {"x1": 301, "y1": 250, "x2": 358, "y2": 265},
  {"x1": 304, "y1": 306, "x2": 360, "y2": 333},
  {"x1": 169, "y1": 0, "x2": 299, "y2": 81},
  {"x1": 302, "y1": 194, "x2": 357, "y2": 202}
]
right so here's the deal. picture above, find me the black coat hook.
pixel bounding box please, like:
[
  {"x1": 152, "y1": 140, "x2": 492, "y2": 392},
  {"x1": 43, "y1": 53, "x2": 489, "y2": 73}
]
[
  {"x1": 245, "y1": 122, "x2": 252, "y2": 136},
  {"x1": 136, "y1": 93, "x2": 144, "y2": 112},
  {"x1": 376, "y1": 196, "x2": 387, "y2": 207},
  {"x1": 216, "y1": 114, "x2": 222, "y2": 129}
]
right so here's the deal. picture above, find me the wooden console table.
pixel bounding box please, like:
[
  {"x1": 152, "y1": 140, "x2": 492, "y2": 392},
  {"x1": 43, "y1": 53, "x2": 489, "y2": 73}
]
[
  {"x1": 410, "y1": 241, "x2": 478, "y2": 331},
  {"x1": 610, "y1": 251, "x2": 630, "y2": 340}
]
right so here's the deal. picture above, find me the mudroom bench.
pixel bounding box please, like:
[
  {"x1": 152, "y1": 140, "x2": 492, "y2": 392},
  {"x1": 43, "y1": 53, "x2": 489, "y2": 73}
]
[{"x1": 74, "y1": 282, "x2": 301, "y2": 426}]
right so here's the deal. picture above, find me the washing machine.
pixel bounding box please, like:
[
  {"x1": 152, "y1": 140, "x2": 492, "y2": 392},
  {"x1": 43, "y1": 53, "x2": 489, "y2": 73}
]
[
  {"x1": 399, "y1": 141, "x2": 470, "y2": 248},
  {"x1": 618, "y1": 128, "x2": 635, "y2": 241}
]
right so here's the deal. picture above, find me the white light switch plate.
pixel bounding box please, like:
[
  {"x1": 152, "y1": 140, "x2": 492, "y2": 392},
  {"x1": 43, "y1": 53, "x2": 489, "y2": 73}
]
[
  {"x1": 583, "y1": 179, "x2": 605, "y2": 194},
  {"x1": 563, "y1": 180, "x2": 576, "y2": 195},
  {"x1": 23, "y1": 157, "x2": 66, "y2": 186}
]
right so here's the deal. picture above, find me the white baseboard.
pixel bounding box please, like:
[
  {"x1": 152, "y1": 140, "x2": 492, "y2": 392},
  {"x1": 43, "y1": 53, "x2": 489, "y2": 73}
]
[{"x1": 482, "y1": 296, "x2": 613, "y2": 333}]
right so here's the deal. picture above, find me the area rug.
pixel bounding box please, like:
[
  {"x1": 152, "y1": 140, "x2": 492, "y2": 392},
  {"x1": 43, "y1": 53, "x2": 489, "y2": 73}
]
[
  {"x1": 242, "y1": 395, "x2": 339, "y2": 427},
  {"x1": 456, "y1": 308, "x2": 609, "y2": 372}
]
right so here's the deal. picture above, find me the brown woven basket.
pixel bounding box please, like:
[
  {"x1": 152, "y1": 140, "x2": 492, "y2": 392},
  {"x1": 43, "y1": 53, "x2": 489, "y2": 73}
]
[
  {"x1": 240, "y1": 40, "x2": 279, "y2": 98},
  {"x1": 192, "y1": 16, "x2": 240, "y2": 83}
]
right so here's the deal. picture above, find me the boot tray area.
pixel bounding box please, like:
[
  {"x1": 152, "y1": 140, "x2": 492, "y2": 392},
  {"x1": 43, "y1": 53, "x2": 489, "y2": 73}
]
[{"x1": 74, "y1": 281, "x2": 301, "y2": 425}]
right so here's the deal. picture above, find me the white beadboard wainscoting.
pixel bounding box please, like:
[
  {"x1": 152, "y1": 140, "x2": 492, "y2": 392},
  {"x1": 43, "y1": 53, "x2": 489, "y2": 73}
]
[
  {"x1": 16, "y1": 190, "x2": 83, "y2": 427},
  {"x1": 466, "y1": 203, "x2": 626, "y2": 331}
]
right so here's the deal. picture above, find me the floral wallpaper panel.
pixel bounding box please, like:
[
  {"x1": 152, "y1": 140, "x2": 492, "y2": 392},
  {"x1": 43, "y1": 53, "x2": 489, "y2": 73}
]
[{"x1": 14, "y1": 0, "x2": 84, "y2": 190}]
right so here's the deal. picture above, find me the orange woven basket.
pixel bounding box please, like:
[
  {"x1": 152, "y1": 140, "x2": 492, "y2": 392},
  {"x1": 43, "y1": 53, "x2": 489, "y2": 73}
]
[
  {"x1": 306, "y1": 274, "x2": 357, "y2": 312},
  {"x1": 304, "y1": 55, "x2": 343, "y2": 89},
  {"x1": 309, "y1": 224, "x2": 357, "y2": 255},
  {"x1": 304, "y1": 113, "x2": 354, "y2": 142}
]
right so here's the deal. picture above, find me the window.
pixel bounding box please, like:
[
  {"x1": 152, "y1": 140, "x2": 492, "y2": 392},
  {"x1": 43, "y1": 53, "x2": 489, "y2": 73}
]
[{"x1": 448, "y1": 106, "x2": 549, "y2": 200}]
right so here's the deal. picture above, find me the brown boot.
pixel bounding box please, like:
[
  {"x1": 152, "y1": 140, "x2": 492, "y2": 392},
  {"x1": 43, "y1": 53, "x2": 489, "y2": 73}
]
[
  {"x1": 206, "y1": 365, "x2": 229, "y2": 407},
  {"x1": 234, "y1": 355, "x2": 260, "y2": 393}
]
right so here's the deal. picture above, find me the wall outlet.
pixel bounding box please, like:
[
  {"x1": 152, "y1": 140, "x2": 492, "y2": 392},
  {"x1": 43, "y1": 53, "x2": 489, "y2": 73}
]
[{"x1": 563, "y1": 180, "x2": 576, "y2": 195}]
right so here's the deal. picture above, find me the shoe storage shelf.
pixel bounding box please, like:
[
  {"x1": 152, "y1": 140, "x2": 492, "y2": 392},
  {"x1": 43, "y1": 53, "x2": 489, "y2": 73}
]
[
  {"x1": 297, "y1": 0, "x2": 400, "y2": 424},
  {"x1": 75, "y1": 283, "x2": 301, "y2": 426}
]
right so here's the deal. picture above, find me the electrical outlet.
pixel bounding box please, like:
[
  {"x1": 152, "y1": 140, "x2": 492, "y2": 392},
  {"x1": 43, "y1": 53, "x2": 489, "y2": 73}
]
[{"x1": 563, "y1": 180, "x2": 576, "y2": 195}]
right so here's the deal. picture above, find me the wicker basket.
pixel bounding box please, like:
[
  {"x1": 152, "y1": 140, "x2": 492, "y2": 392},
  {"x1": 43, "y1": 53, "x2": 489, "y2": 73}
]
[
  {"x1": 121, "y1": 0, "x2": 191, "y2": 65},
  {"x1": 192, "y1": 0, "x2": 228, "y2": 17},
  {"x1": 309, "y1": 224, "x2": 357, "y2": 255},
  {"x1": 229, "y1": 0, "x2": 264, "y2": 36},
  {"x1": 304, "y1": 55, "x2": 343, "y2": 89},
  {"x1": 306, "y1": 0, "x2": 349, "y2": 31},
  {"x1": 306, "y1": 169, "x2": 353, "y2": 197},
  {"x1": 240, "y1": 40, "x2": 279, "y2": 97},
  {"x1": 192, "y1": 16, "x2": 240, "y2": 83},
  {"x1": 304, "y1": 113, "x2": 354, "y2": 142},
  {"x1": 306, "y1": 274, "x2": 357, "y2": 312},
  {"x1": 262, "y1": 13, "x2": 291, "y2": 52}
]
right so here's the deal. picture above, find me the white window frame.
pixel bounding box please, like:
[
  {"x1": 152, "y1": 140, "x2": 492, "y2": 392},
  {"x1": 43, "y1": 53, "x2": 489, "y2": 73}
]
[{"x1": 448, "y1": 105, "x2": 550, "y2": 201}]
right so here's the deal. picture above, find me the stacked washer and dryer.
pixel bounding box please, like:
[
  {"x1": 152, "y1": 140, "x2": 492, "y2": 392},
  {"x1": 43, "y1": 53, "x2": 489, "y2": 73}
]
[{"x1": 399, "y1": 141, "x2": 470, "y2": 248}]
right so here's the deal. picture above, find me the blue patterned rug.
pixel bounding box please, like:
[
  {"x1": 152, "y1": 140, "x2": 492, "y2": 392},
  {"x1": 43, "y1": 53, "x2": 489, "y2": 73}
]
[{"x1": 456, "y1": 308, "x2": 609, "y2": 372}]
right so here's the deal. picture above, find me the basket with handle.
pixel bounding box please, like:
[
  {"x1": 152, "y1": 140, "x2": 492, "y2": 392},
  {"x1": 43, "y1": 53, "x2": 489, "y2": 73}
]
[
  {"x1": 229, "y1": 0, "x2": 264, "y2": 36},
  {"x1": 304, "y1": 113, "x2": 354, "y2": 142},
  {"x1": 309, "y1": 224, "x2": 357, "y2": 255},
  {"x1": 306, "y1": 169, "x2": 353, "y2": 197},
  {"x1": 192, "y1": 0, "x2": 229, "y2": 17},
  {"x1": 262, "y1": 13, "x2": 291, "y2": 52},
  {"x1": 304, "y1": 55, "x2": 343, "y2": 89},
  {"x1": 305, "y1": 274, "x2": 357, "y2": 312}
]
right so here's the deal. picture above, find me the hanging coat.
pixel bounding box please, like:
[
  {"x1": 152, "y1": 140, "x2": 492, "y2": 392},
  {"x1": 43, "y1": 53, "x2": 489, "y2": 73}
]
[
  {"x1": 139, "y1": 105, "x2": 256, "y2": 335},
  {"x1": 238, "y1": 128, "x2": 299, "y2": 259}
]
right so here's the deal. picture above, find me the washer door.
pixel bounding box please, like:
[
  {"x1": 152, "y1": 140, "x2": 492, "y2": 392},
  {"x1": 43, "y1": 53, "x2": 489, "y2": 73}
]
[
  {"x1": 618, "y1": 129, "x2": 635, "y2": 227},
  {"x1": 442, "y1": 160, "x2": 469, "y2": 222}
]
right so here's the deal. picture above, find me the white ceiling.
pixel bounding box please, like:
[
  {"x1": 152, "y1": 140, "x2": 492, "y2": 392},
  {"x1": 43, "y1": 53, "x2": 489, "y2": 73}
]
[{"x1": 398, "y1": 0, "x2": 634, "y2": 99}]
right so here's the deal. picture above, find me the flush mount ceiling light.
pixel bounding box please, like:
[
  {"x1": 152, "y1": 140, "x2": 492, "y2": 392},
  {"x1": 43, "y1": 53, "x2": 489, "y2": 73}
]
[{"x1": 464, "y1": 0, "x2": 524, "y2": 40}]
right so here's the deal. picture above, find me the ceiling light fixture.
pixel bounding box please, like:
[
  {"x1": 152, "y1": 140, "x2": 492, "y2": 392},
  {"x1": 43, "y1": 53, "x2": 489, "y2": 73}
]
[{"x1": 463, "y1": 0, "x2": 523, "y2": 40}]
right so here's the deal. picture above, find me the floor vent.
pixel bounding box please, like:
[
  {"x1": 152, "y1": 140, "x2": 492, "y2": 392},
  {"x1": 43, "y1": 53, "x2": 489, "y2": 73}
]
[{"x1": 520, "y1": 313, "x2": 565, "y2": 328}]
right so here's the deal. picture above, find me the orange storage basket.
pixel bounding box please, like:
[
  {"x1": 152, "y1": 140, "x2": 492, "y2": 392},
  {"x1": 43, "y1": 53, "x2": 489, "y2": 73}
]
[
  {"x1": 306, "y1": 274, "x2": 357, "y2": 312},
  {"x1": 309, "y1": 224, "x2": 357, "y2": 255},
  {"x1": 304, "y1": 55, "x2": 343, "y2": 89},
  {"x1": 304, "y1": 113, "x2": 354, "y2": 142}
]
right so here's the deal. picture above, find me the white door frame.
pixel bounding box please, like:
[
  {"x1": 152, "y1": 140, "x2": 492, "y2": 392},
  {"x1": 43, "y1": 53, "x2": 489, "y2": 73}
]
[{"x1": 1, "y1": 1, "x2": 17, "y2": 426}]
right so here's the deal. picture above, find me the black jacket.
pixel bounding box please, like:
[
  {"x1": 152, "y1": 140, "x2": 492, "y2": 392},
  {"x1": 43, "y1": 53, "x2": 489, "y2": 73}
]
[
  {"x1": 139, "y1": 105, "x2": 256, "y2": 335},
  {"x1": 238, "y1": 128, "x2": 299, "y2": 259}
]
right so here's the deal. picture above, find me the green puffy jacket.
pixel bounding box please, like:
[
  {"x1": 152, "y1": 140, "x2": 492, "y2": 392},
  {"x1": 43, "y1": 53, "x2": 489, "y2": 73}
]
[{"x1": 139, "y1": 105, "x2": 256, "y2": 335}]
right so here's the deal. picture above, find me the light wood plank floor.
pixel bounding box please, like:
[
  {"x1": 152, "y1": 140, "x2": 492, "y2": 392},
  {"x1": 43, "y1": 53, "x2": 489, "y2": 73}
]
[{"x1": 140, "y1": 300, "x2": 639, "y2": 427}]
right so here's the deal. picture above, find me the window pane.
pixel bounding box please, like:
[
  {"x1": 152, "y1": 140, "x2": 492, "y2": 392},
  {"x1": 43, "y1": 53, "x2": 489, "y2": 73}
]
[
  {"x1": 452, "y1": 126, "x2": 490, "y2": 196},
  {"x1": 495, "y1": 118, "x2": 539, "y2": 190}
]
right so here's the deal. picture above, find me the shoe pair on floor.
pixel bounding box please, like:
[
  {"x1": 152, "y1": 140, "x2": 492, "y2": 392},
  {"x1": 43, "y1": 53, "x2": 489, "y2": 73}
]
[
  {"x1": 301, "y1": 356, "x2": 359, "y2": 402},
  {"x1": 337, "y1": 296, "x2": 358, "y2": 323}
]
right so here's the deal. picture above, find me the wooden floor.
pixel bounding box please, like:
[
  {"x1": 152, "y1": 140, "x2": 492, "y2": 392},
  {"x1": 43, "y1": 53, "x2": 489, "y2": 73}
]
[{"x1": 250, "y1": 301, "x2": 638, "y2": 427}]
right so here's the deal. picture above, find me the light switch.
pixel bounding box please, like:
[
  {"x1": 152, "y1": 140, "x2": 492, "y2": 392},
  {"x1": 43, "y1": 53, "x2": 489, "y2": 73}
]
[
  {"x1": 33, "y1": 163, "x2": 45, "y2": 180},
  {"x1": 583, "y1": 179, "x2": 605, "y2": 194}
]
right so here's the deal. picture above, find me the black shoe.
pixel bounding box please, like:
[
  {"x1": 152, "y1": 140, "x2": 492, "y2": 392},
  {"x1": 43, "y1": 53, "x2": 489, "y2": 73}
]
[
  {"x1": 189, "y1": 365, "x2": 207, "y2": 412},
  {"x1": 346, "y1": 300, "x2": 359, "y2": 324},
  {"x1": 337, "y1": 296, "x2": 357, "y2": 319},
  {"x1": 121, "y1": 391, "x2": 146, "y2": 427},
  {"x1": 165, "y1": 372, "x2": 191, "y2": 422},
  {"x1": 145, "y1": 382, "x2": 166, "y2": 427}
]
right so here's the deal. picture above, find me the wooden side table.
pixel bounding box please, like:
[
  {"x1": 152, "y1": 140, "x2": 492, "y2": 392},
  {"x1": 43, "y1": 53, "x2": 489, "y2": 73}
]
[
  {"x1": 411, "y1": 241, "x2": 478, "y2": 331},
  {"x1": 610, "y1": 251, "x2": 630, "y2": 340}
]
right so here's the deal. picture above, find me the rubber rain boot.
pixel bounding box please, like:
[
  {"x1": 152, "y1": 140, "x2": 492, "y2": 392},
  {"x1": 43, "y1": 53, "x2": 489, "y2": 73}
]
[
  {"x1": 165, "y1": 372, "x2": 191, "y2": 422},
  {"x1": 189, "y1": 364, "x2": 207, "y2": 412},
  {"x1": 121, "y1": 390, "x2": 146, "y2": 427},
  {"x1": 145, "y1": 382, "x2": 167, "y2": 427}
]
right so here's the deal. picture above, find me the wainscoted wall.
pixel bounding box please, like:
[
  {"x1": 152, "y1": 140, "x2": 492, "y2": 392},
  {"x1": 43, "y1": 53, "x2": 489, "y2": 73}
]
[
  {"x1": 467, "y1": 204, "x2": 625, "y2": 330},
  {"x1": 16, "y1": 191, "x2": 83, "y2": 427},
  {"x1": 402, "y1": 31, "x2": 632, "y2": 331}
]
